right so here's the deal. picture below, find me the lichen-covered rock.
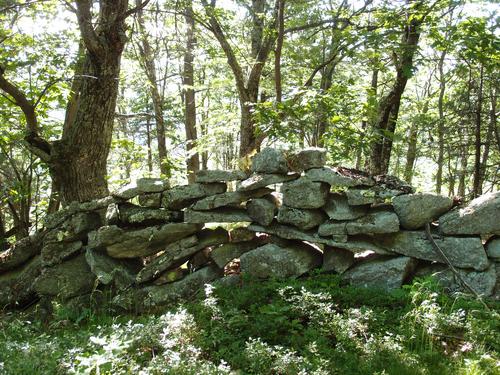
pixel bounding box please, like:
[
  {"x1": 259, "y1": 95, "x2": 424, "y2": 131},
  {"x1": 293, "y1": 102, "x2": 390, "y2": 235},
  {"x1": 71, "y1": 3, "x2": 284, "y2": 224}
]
[
  {"x1": 0, "y1": 256, "x2": 41, "y2": 307},
  {"x1": 346, "y1": 188, "x2": 403, "y2": 206},
  {"x1": 375, "y1": 231, "x2": 488, "y2": 271},
  {"x1": 277, "y1": 206, "x2": 327, "y2": 230},
  {"x1": 251, "y1": 147, "x2": 288, "y2": 174},
  {"x1": 191, "y1": 188, "x2": 271, "y2": 210},
  {"x1": 210, "y1": 240, "x2": 264, "y2": 268},
  {"x1": 41, "y1": 241, "x2": 83, "y2": 267},
  {"x1": 342, "y1": 256, "x2": 416, "y2": 291},
  {"x1": 184, "y1": 208, "x2": 252, "y2": 223},
  {"x1": 415, "y1": 263, "x2": 496, "y2": 297},
  {"x1": 305, "y1": 167, "x2": 374, "y2": 188},
  {"x1": 282, "y1": 177, "x2": 329, "y2": 209},
  {"x1": 240, "y1": 242, "x2": 322, "y2": 279},
  {"x1": 34, "y1": 254, "x2": 96, "y2": 299},
  {"x1": 107, "y1": 203, "x2": 182, "y2": 226},
  {"x1": 439, "y1": 192, "x2": 500, "y2": 235},
  {"x1": 486, "y1": 237, "x2": 500, "y2": 261},
  {"x1": 138, "y1": 192, "x2": 162, "y2": 208},
  {"x1": 136, "y1": 177, "x2": 169, "y2": 193},
  {"x1": 229, "y1": 227, "x2": 257, "y2": 242},
  {"x1": 0, "y1": 234, "x2": 42, "y2": 273},
  {"x1": 323, "y1": 194, "x2": 368, "y2": 220},
  {"x1": 94, "y1": 223, "x2": 200, "y2": 258},
  {"x1": 287, "y1": 148, "x2": 327, "y2": 172},
  {"x1": 345, "y1": 211, "x2": 400, "y2": 235},
  {"x1": 393, "y1": 193, "x2": 453, "y2": 229},
  {"x1": 247, "y1": 196, "x2": 278, "y2": 226},
  {"x1": 248, "y1": 223, "x2": 347, "y2": 246},
  {"x1": 153, "y1": 268, "x2": 187, "y2": 285},
  {"x1": 322, "y1": 246, "x2": 355, "y2": 274},
  {"x1": 85, "y1": 248, "x2": 141, "y2": 290},
  {"x1": 44, "y1": 211, "x2": 101, "y2": 244},
  {"x1": 195, "y1": 169, "x2": 248, "y2": 183},
  {"x1": 162, "y1": 183, "x2": 227, "y2": 210},
  {"x1": 318, "y1": 221, "x2": 347, "y2": 236},
  {"x1": 237, "y1": 173, "x2": 298, "y2": 192}
]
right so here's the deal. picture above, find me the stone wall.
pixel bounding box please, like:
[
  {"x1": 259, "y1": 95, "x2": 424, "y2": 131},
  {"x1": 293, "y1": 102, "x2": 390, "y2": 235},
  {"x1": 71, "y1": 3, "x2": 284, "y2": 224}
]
[{"x1": 1, "y1": 147, "x2": 499, "y2": 312}]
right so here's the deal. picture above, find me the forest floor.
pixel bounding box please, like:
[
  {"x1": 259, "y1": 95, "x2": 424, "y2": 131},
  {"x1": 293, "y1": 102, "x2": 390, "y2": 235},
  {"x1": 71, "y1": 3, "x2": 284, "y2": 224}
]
[{"x1": 0, "y1": 274, "x2": 498, "y2": 375}]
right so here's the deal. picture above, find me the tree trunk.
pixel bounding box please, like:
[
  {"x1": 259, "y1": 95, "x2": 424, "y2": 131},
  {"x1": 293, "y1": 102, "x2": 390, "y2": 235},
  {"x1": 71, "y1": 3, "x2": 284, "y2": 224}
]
[
  {"x1": 274, "y1": 0, "x2": 285, "y2": 103},
  {"x1": 357, "y1": 67, "x2": 379, "y2": 169},
  {"x1": 436, "y1": 50, "x2": 446, "y2": 194},
  {"x1": 403, "y1": 122, "x2": 418, "y2": 184},
  {"x1": 472, "y1": 65, "x2": 484, "y2": 198},
  {"x1": 183, "y1": 2, "x2": 200, "y2": 183}
]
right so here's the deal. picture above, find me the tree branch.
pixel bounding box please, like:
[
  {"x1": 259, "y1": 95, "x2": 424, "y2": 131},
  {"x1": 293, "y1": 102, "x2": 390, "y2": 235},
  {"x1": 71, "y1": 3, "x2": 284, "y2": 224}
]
[{"x1": 74, "y1": 0, "x2": 102, "y2": 59}]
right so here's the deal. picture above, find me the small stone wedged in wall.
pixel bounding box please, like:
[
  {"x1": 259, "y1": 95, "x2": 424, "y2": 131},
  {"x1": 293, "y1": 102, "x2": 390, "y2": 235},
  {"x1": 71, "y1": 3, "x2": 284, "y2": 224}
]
[
  {"x1": 344, "y1": 210, "x2": 400, "y2": 235},
  {"x1": 323, "y1": 193, "x2": 368, "y2": 220},
  {"x1": 392, "y1": 193, "x2": 453, "y2": 230},
  {"x1": 247, "y1": 195, "x2": 279, "y2": 226},
  {"x1": 184, "y1": 208, "x2": 252, "y2": 223},
  {"x1": 191, "y1": 188, "x2": 272, "y2": 211},
  {"x1": 237, "y1": 173, "x2": 299, "y2": 192},
  {"x1": 138, "y1": 192, "x2": 162, "y2": 208},
  {"x1": 287, "y1": 147, "x2": 327, "y2": 172},
  {"x1": 277, "y1": 205, "x2": 327, "y2": 230},
  {"x1": 282, "y1": 176, "x2": 329, "y2": 209},
  {"x1": 162, "y1": 182, "x2": 227, "y2": 210},
  {"x1": 486, "y1": 237, "x2": 500, "y2": 261},
  {"x1": 195, "y1": 169, "x2": 249, "y2": 183}
]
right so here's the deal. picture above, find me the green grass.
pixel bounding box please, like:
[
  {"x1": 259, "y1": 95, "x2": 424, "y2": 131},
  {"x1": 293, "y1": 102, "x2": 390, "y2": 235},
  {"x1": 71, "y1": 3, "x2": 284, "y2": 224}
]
[{"x1": 0, "y1": 274, "x2": 498, "y2": 374}]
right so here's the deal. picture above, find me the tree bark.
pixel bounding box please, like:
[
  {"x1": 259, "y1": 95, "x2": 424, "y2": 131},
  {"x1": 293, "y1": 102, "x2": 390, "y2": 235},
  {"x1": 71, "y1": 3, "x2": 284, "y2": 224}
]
[
  {"x1": 472, "y1": 65, "x2": 484, "y2": 198},
  {"x1": 183, "y1": 1, "x2": 200, "y2": 183},
  {"x1": 436, "y1": 50, "x2": 446, "y2": 194},
  {"x1": 403, "y1": 123, "x2": 418, "y2": 184},
  {"x1": 274, "y1": 0, "x2": 285, "y2": 103}
]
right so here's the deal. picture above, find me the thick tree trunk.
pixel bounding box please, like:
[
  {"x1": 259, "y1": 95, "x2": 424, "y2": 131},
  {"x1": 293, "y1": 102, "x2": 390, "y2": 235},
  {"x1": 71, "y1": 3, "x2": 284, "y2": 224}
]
[
  {"x1": 274, "y1": 0, "x2": 285, "y2": 103},
  {"x1": 404, "y1": 123, "x2": 418, "y2": 184},
  {"x1": 472, "y1": 65, "x2": 484, "y2": 198},
  {"x1": 436, "y1": 50, "x2": 446, "y2": 194},
  {"x1": 183, "y1": 2, "x2": 200, "y2": 183}
]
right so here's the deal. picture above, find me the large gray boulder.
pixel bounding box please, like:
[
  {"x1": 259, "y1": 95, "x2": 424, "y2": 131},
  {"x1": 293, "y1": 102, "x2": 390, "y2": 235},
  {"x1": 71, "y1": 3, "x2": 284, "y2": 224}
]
[
  {"x1": 322, "y1": 246, "x2": 355, "y2": 274},
  {"x1": 305, "y1": 167, "x2": 374, "y2": 188},
  {"x1": 393, "y1": 193, "x2": 453, "y2": 230},
  {"x1": 486, "y1": 237, "x2": 500, "y2": 261},
  {"x1": 277, "y1": 206, "x2": 327, "y2": 230},
  {"x1": 195, "y1": 169, "x2": 248, "y2": 183},
  {"x1": 162, "y1": 183, "x2": 227, "y2": 210},
  {"x1": 375, "y1": 231, "x2": 488, "y2": 271},
  {"x1": 0, "y1": 234, "x2": 42, "y2": 273},
  {"x1": 247, "y1": 196, "x2": 278, "y2": 226},
  {"x1": 323, "y1": 193, "x2": 368, "y2": 220},
  {"x1": 93, "y1": 223, "x2": 200, "y2": 258},
  {"x1": 0, "y1": 256, "x2": 41, "y2": 307},
  {"x1": 237, "y1": 173, "x2": 298, "y2": 192},
  {"x1": 211, "y1": 240, "x2": 265, "y2": 268},
  {"x1": 251, "y1": 147, "x2": 288, "y2": 174},
  {"x1": 342, "y1": 256, "x2": 417, "y2": 291},
  {"x1": 287, "y1": 148, "x2": 326, "y2": 172},
  {"x1": 240, "y1": 242, "x2": 322, "y2": 279},
  {"x1": 282, "y1": 177, "x2": 329, "y2": 209},
  {"x1": 34, "y1": 254, "x2": 96, "y2": 299},
  {"x1": 192, "y1": 188, "x2": 271, "y2": 210},
  {"x1": 184, "y1": 208, "x2": 252, "y2": 223},
  {"x1": 345, "y1": 211, "x2": 400, "y2": 235},
  {"x1": 439, "y1": 192, "x2": 500, "y2": 235}
]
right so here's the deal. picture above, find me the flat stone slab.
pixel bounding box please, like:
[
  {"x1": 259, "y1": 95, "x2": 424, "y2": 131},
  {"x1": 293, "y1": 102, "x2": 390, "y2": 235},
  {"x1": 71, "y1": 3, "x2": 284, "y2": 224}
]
[
  {"x1": 247, "y1": 196, "x2": 278, "y2": 226},
  {"x1": 248, "y1": 223, "x2": 347, "y2": 246},
  {"x1": 195, "y1": 169, "x2": 248, "y2": 183},
  {"x1": 345, "y1": 211, "x2": 400, "y2": 235},
  {"x1": 287, "y1": 148, "x2": 327, "y2": 172},
  {"x1": 41, "y1": 241, "x2": 83, "y2": 267},
  {"x1": 439, "y1": 191, "x2": 500, "y2": 235},
  {"x1": 343, "y1": 256, "x2": 417, "y2": 291},
  {"x1": 393, "y1": 193, "x2": 453, "y2": 229},
  {"x1": 346, "y1": 187, "x2": 403, "y2": 206},
  {"x1": 323, "y1": 193, "x2": 368, "y2": 220},
  {"x1": 237, "y1": 173, "x2": 298, "y2": 192},
  {"x1": 305, "y1": 167, "x2": 374, "y2": 188},
  {"x1": 44, "y1": 211, "x2": 101, "y2": 244},
  {"x1": 277, "y1": 206, "x2": 327, "y2": 230},
  {"x1": 282, "y1": 176, "x2": 329, "y2": 209},
  {"x1": 211, "y1": 240, "x2": 264, "y2": 268},
  {"x1": 375, "y1": 231, "x2": 489, "y2": 271},
  {"x1": 251, "y1": 147, "x2": 288, "y2": 174},
  {"x1": 191, "y1": 188, "x2": 271, "y2": 210},
  {"x1": 106, "y1": 203, "x2": 182, "y2": 226},
  {"x1": 162, "y1": 183, "x2": 227, "y2": 210},
  {"x1": 184, "y1": 208, "x2": 252, "y2": 223},
  {"x1": 240, "y1": 242, "x2": 322, "y2": 279}
]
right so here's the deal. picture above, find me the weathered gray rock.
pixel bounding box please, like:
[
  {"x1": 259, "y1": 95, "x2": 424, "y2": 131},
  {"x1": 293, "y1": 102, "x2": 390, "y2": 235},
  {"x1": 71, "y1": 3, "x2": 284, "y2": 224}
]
[
  {"x1": 211, "y1": 240, "x2": 264, "y2": 268},
  {"x1": 195, "y1": 169, "x2": 248, "y2": 183},
  {"x1": 191, "y1": 188, "x2": 271, "y2": 210},
  {"x1": 136, "y1": 228, "x2": 229, "y2": 284},
  {"x1": 153, "y1": 268, "x2": 187, "y2": 285},
  {"x1": 277, "y1": 206, "x2": 327, "y2": 230},
  {"x1": 85, "y1": 248, "x2": 141, "y2": 289},
  {"x1": 415, "y1": 263, "x2": 496, "y2": 297},
  {"x1": 163, "y1": 183, "x2": 227, "y2": 210},
  {"x1": 485, "y1": 237, "x2": 500, "y2": 260},
  {"x1": 305, "y1": 167, "x2": 374, "y2": 188},
  {"x1": 240, "y1": 242, "x2": 322, "y2": 279},
  {"x1": 343, "y1": 256, "x2": 416, "y2": 291},
  {"x1": 322, "y1": 246, "x2": 355, "y2": 274},
  {"x1": 375, "y1": 231, "x2": 488, "y2": 271},
  {"x1": 248, "y1": 223, "x2": 347, "y2": 246},
  {"x1": 318, "y1": 221, "x2": 348, "y2": 236},
  {"x1": 323, "y1": 194, "x2": 368, "y2": 220},
  {"x1": 229, "y1": 227, "x2": 257, "y2": 242},
  {"x1": 439, "y1": 192, "x2": 500, "y2": 235},
  {"x1": 393, "y1": 193, "x2": 453, "y2": 230},
  {"x1": 41, "y1": 241, "x2": 83, "y2": 267},
  {"x1": 184, "y1": 208, "x2": 252, "y2": 223},
  {"x1": 247, "y1": 196, "x2": 278, "y2": 226},
  {"x1": 0, "y1": 234, "x2": 42, "y2": 273},
  {"x1": 332, "y1": 235, "x2": 393, "y2": 255},
  {"x1": 493, "y1": 263, "x2": 500, "y2": 301},
  {"x1": 136, "y1": 177, "x2": 169, "y2": 193},
  {"x1": 34, "y1": 254, "x2": 96, "y2": 299},
  {"x1": 107, "y1": 203, "x2": 182, "y2": 226},
  {"x1": 44, "y1": 211, "x2": 101, "y2": 243},
  {"x1": 287, "y1": 148, "x2": 327, "y2": 172},
  {"x1": 345, "y1": 211, "x2": 400, "y2": 235},
  {"x1": 94, "y1": 223, "x2": 200, "y2": 258},
  {"x1": 113, "y1": 184, "x2": 141, "y2": 200},
  {"x1": 138, "y1": 193, "x2": 162, "y2": 208},
  {"x1": 282, "y1": 177, "x2": 329, "y2": 209},
  {"x1": 237, "y1": 173, "x2": 298, "y2": 192},
  {"x1": 251, "y1": 147, "x2": 288, "y2": 174},
  {"x1": 0, "y1": 256, "x2": 41, "y2": 307},
  {"x1": 346, "y1": 187, "x2": 404, "y2": 206}
]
